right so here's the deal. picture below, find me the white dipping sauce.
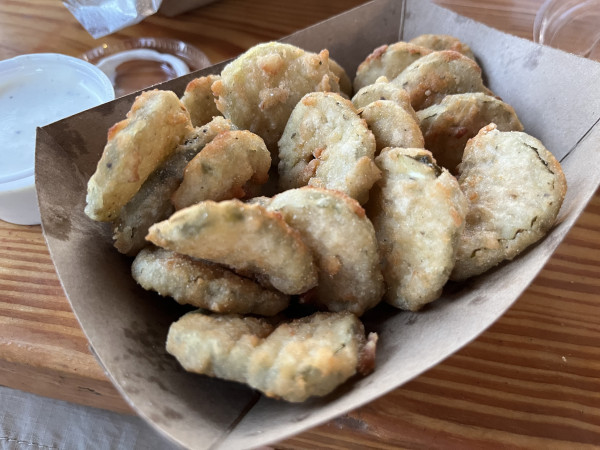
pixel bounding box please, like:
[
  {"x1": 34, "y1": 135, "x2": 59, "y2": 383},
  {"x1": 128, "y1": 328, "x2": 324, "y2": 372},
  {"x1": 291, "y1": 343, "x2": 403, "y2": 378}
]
[
  {"x1": 0, "y1": 65, "x2": 109, "y2": 179},
  {"x1": 0, "y1": 53, "x2": 114, "y2": 225}
]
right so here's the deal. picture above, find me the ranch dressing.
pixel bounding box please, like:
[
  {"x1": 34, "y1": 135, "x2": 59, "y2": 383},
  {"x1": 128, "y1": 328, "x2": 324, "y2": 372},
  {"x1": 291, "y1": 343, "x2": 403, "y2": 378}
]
[
  {"x1": 0, "y1": 61, "x2": 110, "y2": 183},
  {"x1": 0, "y1": 53, "x2": 114, "y2": 225}
]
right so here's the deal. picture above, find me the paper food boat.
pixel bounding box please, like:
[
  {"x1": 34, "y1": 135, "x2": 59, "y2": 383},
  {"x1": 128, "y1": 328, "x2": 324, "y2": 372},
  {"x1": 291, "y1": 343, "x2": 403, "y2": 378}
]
[{"x1": 35, "y1": 0, "x2": 600, "y2": 448}]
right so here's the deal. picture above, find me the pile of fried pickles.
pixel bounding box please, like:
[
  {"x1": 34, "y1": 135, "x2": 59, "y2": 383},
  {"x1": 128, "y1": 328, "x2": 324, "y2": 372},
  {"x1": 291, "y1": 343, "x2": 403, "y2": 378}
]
[{"x1": 84, "y1": 35, "x2": 567, "y2": 402}]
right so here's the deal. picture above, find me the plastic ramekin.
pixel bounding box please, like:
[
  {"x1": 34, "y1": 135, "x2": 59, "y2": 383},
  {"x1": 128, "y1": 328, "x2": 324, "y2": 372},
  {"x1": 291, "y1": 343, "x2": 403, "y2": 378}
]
[
  {"x1": 534, "y1": 0, "x2": 600, "y2": 60},
  {"x1": 0, "y1": 53, "x2": 115, "y2": 225},
  {"x1": 82, "y1": 37, "x2": 211, "y2": 96}
]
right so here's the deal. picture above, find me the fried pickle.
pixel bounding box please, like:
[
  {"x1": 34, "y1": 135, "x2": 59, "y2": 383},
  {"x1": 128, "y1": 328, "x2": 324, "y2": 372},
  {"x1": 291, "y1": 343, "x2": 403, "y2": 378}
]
[
  {"x1": 112, "y1": 117, "x2": 234, "y2": 256},
  {"x1": 266, "y1": 187, "x2": 384, "y2": 316},
  {"x1": 409, "y1": 34, "x2": 476, "y2": 60},
  {"x1": 180, "y1": 74, "x2": 222, "y2": 127},
  {"x1": 167, "y1": 311, "x2": 273, "y2": 384},
  {"x1": 417, "y1": 93, "x2": 523, "y2": 173},
  {"x1": 212, "y1": 42, "x2": 341, "y2": 153},
  {"x1": 278, "y1": 92, "x2": 380, "y2": 204},
  {"x1": 351, "y1": 76, "x2": 417, "y2": 122},
  {"x1": 131, "y1": 247, "x2": 289, "y2": 316},
  {"x1": 85, "y1": 90, "x2": 193, "y2": 222},
  {"x1": 359, "y1": 100, "x2": 424, "y2": 153},
  {"x1": 171, "y1": 130, "x2": 271, "y2": 210},
  {"x1": 393, "y1": 50, "x2": 492, "y2": 111},
  {"x1": 451, "y1": 124, "x2": 567, "y2": 281},
  {"x1": 368, "y1": 147, "x2": 468, "y2": 311},
  {"x1": 146, "y1": 199, "x2": 318, "y2": 295},
  {"x1": 353, "y1": 42, "x2": 432, "y2": 92},
  {"x1": 166, "y1": 310, "x2": 377, "y2": 402}
]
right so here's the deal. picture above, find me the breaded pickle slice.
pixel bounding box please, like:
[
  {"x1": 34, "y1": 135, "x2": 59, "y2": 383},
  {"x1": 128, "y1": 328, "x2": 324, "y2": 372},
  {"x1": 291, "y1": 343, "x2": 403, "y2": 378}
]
[
  {"x1": 112, "y1": 117, "x2": 234, "y2": 256},
  {"x1": 368, "y1": 148, "x2": 468, "y2": 311},
  {"x1": 266, "y1": 187, "x2": 384, "y2": 316},
  {"x1": 417, "y1": 93, "x2": 523, "y2": 173},
  {"x1": 85, "y1": 90, "x2": 192, "y2": 221},
  {"x1": 353, "y1": 42, "x2": 432, "y2": 92},
  {"x1": 166, "y1": 311, "x2": 377, "y2": 402},
  {"x1": 278, "y1": 92, "x2": 380, "y2": 204},
  {"x1": 131, "y1": 247, "x2": 289, "y2": 316},
  {"x1": 180, "y1": 74, "x2": 222, "y2": 127},
  {"x1": 168, "y1": 311, "x2": 273, "y2": 384},
  {"x1": 212, "y1": 42, "x2": 340, "y2": 152},
  {"x1": 171, "y1": 130, "x2": 271, "y2": 210},
  {"x1": 409, "y1": 34, "x2": 476, "y2": 60},
  {"x1": 359, "y1": 100, "x2": 424, "y2": 153},
  {"x1": 393, "y1": 50, "x2": 492, "y2": 111},
  {"x1": 146, "y1": 199, "x2": 318, "y2": 295},
  {"x1": 451, "y1": 125, "x2": 567, "y2": 281},
  {"x1": 351, "y1": 76, "x2": 417, "y2": 121}
]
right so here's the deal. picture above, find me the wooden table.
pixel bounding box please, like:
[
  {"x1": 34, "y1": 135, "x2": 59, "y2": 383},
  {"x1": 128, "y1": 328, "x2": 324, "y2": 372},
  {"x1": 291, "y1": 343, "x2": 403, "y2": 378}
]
[{"x1": 1, "y1": 0, "x2": 599, "y2": 447}]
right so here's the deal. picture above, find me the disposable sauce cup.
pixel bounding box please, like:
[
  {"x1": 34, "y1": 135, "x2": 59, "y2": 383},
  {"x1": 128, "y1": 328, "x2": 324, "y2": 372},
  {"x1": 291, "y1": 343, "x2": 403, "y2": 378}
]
[{"x1": 0, "y1": 53, "x2": 115, "y2": 225}]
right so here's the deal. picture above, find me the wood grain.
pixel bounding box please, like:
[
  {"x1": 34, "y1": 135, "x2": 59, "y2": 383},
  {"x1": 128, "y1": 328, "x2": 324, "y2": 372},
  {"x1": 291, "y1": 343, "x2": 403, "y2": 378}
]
[
  {"x1": 0, "y1": 0, "x2": 367, "y2": 62},
  {"x1": 0, "y1": 221, "x2": 134, "y2": 414},
  {"x1": 1, "y1": 0, "x2": 600, "y2": 448}
]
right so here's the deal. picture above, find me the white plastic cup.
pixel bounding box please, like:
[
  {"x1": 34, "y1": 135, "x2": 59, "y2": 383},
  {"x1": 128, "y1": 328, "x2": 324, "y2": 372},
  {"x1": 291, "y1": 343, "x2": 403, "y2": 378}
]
[{"x1": 0, "y1": 53, "x2": 115, "y2": 225}]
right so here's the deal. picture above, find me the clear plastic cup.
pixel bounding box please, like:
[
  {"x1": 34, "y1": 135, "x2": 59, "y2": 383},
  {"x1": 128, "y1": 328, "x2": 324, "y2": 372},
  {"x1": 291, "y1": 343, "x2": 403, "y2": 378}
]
[
  {"x1": 82, "y1": 38, "x2": 211, "y2": 97},
  {"x1": 534, "y1": 0, "x2": 600, "y2": 60}
]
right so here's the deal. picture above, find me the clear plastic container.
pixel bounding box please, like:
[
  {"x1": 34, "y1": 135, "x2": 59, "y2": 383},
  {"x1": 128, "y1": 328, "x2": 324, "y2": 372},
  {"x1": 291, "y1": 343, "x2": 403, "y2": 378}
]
[
  {"x1": 0, "y1": 53, "x2": 114, "y2": 225},
  {"x1": 81, "y1": 38, "x2": 211, "y2": 97},
  {"x1": 534, "y1": 0, "x2": 600, "y2": 60}
]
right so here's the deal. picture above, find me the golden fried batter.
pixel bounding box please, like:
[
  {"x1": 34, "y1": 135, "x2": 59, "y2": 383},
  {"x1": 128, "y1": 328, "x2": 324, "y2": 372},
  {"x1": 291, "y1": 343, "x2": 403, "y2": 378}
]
[
  {"x1": 351, "y1": 76, "x2": 417, "y2": 122},
  {"x1": 359, "y1": 100, "x2": 424, "y2": 153},
  {"x1": 167, "y1": 311, "x2": 273, "y2": 384},
  {"x1": 393, "y1": 50, "x2": 492, "y2": 111},
  {"x1": 451, "y1": 125, "x2": 567, "y2": 281},
  {"x1": 267, "y1": 187, "x2": 384, "y2": 316},
  {"x1": 166, "y1": 310, "x2": 377, "y2": 402},
  {"x1": 85, "y1": 90, "x2": 192, "y2": 221},
  {"x1": 180, "y1": 74, "x2": 222, "y2": 127},
  {"x1": 278, "y1": 92, "x2": 380, "y2": 204},
  {"x1": 212, "y1": 42, "x2": 341, "y2": 153},
  {"x1": 368, "y1": 147, "x2": 467, "y2": 311},
  {"x1": 146, "y1": 199, "x2": 318, "y2": 295},
  {"x1": 112, "y1": 117, "x2": 234, "y2": 256},
  {"x1": 131, "y1": 247, "x2": 289, "y2": 316},
  {"x1": 409, "y1": 34, "x2": 476, "y2": 60},
  {"x1": 171, "y1": 130, "x2": 271, "y2": 210},
  {"x1": 353, "y1": 41, "x2": 432, "y2": 92},
  {"x1": 417, "y1": 93, "x2": 523, "y2": 173}
]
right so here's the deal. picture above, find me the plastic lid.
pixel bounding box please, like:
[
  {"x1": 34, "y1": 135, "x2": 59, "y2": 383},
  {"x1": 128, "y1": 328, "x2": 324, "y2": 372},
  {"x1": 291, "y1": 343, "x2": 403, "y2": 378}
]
[
  {"x1": 534, "y1": 0, "x2": 600, "y2": 59},
  {"x1": 81, "y1": 38, "x2": 211, "y2": 97}
]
